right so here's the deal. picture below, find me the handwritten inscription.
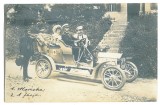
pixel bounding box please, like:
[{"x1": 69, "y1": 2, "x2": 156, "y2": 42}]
[{"x1": 10, "y1": 86, "x2": 45, "y2": 98}]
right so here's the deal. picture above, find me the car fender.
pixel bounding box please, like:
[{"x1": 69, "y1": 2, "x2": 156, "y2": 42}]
[{"x1": 92, "y1": 62, "x2": 108, "y2": 79}]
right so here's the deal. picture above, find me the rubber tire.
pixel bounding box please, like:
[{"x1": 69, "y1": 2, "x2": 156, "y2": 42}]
[
  {"x1": 101, "y1": 66, "x2": 126, "y2": 91},
  {"x1": 125, "y1": 61, "x2": 138, "y2": 82},
  {"x1": 35, "y1": 58, "x2": 52, "y2": 79}
]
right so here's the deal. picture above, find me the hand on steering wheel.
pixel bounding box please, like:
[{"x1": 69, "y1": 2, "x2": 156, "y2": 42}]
[{"x1": 80, "y1": 38, "x2": 86, "y2": 42}]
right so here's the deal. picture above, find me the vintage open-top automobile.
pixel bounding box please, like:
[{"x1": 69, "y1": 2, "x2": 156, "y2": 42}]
[{"x1": 32, "y1": 35, "x2": 138, "y2": 91}]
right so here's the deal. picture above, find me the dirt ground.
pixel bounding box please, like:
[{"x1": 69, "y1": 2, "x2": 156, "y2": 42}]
[{"x1": 4, "y1": 60, "x2": 157, "y2": 102}]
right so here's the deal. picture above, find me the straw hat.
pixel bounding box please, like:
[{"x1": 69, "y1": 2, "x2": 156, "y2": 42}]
[
  {"x1": 62, "y1": 23, "x2": 69, "y2": 29},
  {"x1": 76, "y1": 26, "x2": 83, "y2": 30}
]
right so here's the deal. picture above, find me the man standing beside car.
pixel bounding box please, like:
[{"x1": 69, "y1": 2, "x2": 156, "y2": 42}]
[{"x1": 19, "y1": 29, "x2": 34, "y2": 82}]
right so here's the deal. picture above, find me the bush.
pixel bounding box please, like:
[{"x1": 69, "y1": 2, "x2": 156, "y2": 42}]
[
  {"x1": 120, "y1": 14, "x2": 157, "y2": 78},
  {"x1": 5, "y1": 25, "x2": 26, "y2": 58}
]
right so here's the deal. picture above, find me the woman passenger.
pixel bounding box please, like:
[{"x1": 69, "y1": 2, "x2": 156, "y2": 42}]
[{"x1": 51, "y1": 25, "x2": 62, "y2": 45}]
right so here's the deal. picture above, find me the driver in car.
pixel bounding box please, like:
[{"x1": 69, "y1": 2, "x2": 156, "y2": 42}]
[
  {"x1": 61, "y1": 24, "x2": 74, "y2": 46},
  {"x1": 73, "y1": 26, "x2": 92, "y2": 63},
  {"x1": 73, "y1": 26, "x2": 89, "y2": 47}
]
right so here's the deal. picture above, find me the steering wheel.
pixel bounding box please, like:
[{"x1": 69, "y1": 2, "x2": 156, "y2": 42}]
[{"x1": 77, "y1": 38, "x2": 86, "y2": 46}]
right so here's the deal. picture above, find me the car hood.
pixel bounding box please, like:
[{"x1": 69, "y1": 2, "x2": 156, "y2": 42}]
[{"x1": 98, "y1": 52, "x2": 122, "y2": 59}]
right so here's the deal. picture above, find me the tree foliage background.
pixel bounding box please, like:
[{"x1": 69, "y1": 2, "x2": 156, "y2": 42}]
[
  {"x1": 120, "y1": 14, "x2": 157, "y2": 78},
  {"x1": 5, "y1": 4, "x2": 112, "y2": 58}
]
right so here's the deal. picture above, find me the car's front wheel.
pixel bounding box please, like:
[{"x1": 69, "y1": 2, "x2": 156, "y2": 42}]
[{"x1": 101, "y1": 66, "x2": 126, "y2": 91}]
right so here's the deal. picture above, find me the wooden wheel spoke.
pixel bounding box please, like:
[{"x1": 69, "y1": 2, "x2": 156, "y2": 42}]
[
  {"x1": 115, "y1": 77, "x2": 122, "y2": 82},
  {"x1": 105, "y1": 72, "x2": 111, "y2": 76},
  {"x1": 114, "y1": 70, "x2": 119, "y2": 76},
  {"x1": 113, "y1": 79, "x2": 119, "y2": 86},
  {"x1": 108, "y1": 79, "x2": 112, "y2": 84},
  {"x1": 104, "y1": 77, "x2": 110, "y2": 81},
  {"x1": 127, "y1": 67, "x2": 132, "y2": 71},
  {"x1": 38, "y1": 69, "x2": 43, "y2": 74},
  {"x1": 111, "y1": 80, "x2": 114, "y2": 86},
  {"x1": 112, "y1": 69, "x2": 115, "y2": 74},
  {"x1": 107, "y1": 69, "x2": 112, "y2": 75}
]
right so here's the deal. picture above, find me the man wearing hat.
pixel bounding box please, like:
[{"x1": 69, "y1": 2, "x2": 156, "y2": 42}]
[
  {"x1": 61, "y1": 23, "x2": 74, "y2": 46},
  {"x1": 73, "y1": 26, "x2": 90, "y2": 47},
  {"x1": 73, "y1": 26, "x2": 92, "y2": 62},
  {"x1": 19, "y1": 29, "x2": 34, "y2": 81}
]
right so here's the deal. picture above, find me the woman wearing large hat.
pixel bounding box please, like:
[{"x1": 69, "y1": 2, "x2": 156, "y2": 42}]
[{"x1": 51, "y1": 25, "x2": 62, "y2": 44}]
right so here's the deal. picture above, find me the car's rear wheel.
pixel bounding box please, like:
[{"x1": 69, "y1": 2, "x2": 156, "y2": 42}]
[
  {"x1": 35, "y1": 58, "x2": 52, "y2": 79},
  {"x1": 101, "y1": 67, "x2": 126, "y2": 91}
]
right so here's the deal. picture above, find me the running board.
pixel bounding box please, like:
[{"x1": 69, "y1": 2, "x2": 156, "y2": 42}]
[
  {"x1": 54, "y1": 70, "x2": 94, "y2": 79},
  {"x1": 55, "y1": 63, "x2": 93, "y2": 70}
]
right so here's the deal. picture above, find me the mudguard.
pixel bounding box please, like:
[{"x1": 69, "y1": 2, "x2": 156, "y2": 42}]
[{"x1": 92, "y1": 62, "x2": 108, "y2": 79}]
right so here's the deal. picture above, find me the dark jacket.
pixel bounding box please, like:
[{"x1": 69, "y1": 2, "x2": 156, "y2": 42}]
[
  {"x1": 62, "y1": 32, "x2": 73, "y2": 46},
  {"x1": 19, "y1": 35, "x2": 34, "y2": 57}
]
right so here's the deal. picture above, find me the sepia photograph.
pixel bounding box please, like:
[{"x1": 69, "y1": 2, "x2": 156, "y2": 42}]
[{"x1": 4, "y1": 3, "x2": 157, "y2": 102}]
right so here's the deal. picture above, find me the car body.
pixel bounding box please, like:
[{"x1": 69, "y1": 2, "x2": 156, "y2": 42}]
[{"x1": 33, "y1": 37, "x2": 138, "y2": 90}]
